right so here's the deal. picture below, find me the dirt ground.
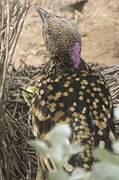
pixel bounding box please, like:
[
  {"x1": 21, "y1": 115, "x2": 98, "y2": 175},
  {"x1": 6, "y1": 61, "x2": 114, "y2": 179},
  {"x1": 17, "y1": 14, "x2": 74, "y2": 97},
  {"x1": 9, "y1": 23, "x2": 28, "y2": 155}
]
[{"x1": 14, "y1": 0, "x2": 119, "y2": 67}]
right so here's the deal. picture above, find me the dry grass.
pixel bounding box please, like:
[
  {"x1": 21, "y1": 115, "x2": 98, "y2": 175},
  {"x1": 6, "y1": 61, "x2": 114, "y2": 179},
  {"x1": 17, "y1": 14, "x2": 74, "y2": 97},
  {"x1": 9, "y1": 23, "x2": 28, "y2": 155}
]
[{"x1": 0, "y1": 1, "x2": 36, "y2": 180}]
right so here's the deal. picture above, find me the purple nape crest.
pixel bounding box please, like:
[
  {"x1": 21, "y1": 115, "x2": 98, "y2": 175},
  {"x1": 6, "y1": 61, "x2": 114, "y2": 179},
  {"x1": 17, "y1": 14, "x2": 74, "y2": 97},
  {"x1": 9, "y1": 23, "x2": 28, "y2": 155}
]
[{"x1": 71, "y1": 42, "x2": 81, "y2": 69}]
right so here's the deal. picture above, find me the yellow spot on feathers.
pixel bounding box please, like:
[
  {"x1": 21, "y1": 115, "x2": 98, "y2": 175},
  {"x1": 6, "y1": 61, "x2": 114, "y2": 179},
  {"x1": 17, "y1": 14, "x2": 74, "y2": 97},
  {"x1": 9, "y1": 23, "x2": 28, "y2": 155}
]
[
  {"x1": 40, "y1": 89, "x2": 44, "y2": 95},
  {"x1": 69, "y1": 106, "x2": 75, "y2": 112},
  {"x1": 53, "y1": 111, "x2": 65, "y2": 121}
]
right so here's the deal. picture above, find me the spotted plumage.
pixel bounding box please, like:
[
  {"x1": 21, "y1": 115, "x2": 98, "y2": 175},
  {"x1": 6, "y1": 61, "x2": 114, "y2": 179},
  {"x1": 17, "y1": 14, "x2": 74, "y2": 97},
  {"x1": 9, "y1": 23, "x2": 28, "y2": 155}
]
[{"x1": 23, "y1": 8, "x2": 115, "y2": 172}]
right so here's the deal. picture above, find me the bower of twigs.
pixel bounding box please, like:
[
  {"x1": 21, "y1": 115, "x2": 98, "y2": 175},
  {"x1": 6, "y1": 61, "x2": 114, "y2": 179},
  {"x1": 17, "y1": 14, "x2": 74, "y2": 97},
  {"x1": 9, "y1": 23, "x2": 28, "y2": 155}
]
[
  {"x1": 0, "y1": 1, "x2": 38, "y2": 179},
  {"x1": 0, "y1": 1, "x2": 119, "y2": 180}
]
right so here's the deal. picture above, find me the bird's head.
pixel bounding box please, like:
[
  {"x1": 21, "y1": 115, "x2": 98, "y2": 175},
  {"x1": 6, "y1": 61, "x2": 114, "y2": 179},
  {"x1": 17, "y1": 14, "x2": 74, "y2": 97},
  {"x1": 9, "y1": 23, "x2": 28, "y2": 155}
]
[{"x1": 36, "y1": 7, "x2": 81, "y2": 69}]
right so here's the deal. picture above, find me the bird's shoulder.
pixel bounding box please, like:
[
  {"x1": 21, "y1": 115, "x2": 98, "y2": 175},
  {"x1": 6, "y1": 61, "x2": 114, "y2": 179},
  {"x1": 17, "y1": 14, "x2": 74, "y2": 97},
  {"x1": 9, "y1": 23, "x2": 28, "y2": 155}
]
[{"x1": 23, "y1": 60, "x2": 110, "y2": 108}]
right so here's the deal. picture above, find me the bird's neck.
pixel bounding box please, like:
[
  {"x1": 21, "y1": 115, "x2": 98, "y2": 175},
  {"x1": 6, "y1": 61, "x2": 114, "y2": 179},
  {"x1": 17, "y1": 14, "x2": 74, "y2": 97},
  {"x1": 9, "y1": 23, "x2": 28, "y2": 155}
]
[{"x1": 49, "y1": 42, "x2": 81, "y2": 71}]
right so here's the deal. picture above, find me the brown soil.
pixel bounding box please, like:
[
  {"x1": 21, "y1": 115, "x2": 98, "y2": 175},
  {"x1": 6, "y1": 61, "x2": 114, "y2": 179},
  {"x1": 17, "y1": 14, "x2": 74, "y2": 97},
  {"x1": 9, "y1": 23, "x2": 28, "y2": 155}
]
[{"x1": 14, "y1": 0, "x2": 119, "y2": 67}]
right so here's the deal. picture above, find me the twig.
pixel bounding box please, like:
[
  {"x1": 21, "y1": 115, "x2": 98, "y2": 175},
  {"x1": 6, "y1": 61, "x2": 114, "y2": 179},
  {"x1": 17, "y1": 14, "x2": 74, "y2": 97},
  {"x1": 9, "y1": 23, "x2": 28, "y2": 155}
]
[{"x1": 0, "y1": 0, "x2": 10, "y2": 109}]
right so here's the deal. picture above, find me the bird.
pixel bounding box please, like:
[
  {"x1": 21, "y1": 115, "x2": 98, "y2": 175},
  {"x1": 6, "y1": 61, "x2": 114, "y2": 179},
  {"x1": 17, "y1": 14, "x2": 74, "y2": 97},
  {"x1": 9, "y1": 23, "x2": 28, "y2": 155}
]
[{"x1": 22, "y1": 7, "x2": 116, "y2": 174}]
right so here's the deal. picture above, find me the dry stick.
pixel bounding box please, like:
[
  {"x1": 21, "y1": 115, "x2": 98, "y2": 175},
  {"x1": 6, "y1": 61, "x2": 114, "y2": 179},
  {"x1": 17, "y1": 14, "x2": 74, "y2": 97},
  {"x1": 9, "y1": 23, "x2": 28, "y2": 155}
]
[
  {"x1": 2, "y1": 139, "x2": 10, "y2": 180},
  {"x1": 0, "y1": 163, "x2": 5, "y2": 180},
  {"x1": 0, "y1": 1, "x2": 5, "y2": 61},
  {"x1": 0, "y1": 0, "x2": 10, "y2": 112}
]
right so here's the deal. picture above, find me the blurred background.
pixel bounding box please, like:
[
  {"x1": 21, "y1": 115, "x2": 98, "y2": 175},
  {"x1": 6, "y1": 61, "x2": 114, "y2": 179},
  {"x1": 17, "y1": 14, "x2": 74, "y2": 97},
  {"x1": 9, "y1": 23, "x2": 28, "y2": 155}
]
[{"x1": 14, "y1": 0, "x2": 119, "y2": 66}]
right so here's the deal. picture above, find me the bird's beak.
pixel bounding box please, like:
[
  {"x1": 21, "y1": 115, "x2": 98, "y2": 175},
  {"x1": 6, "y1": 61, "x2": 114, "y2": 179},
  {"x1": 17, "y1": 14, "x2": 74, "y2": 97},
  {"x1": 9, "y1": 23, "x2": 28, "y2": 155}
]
[{"x1": 35, "y1": 6, "x2": 50, "y2": 23}]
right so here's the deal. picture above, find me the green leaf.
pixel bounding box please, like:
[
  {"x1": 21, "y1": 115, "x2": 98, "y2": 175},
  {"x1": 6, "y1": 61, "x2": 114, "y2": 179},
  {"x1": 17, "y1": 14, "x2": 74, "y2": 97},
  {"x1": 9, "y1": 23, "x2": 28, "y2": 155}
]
[
  {"x1": 70, "y1": 169, "x2": 91, "y2": 180},
  {"x1": 49, "y1": 169, "x2": 69, "y2": 180},
  {"x1": 93, "y1": 148, "x2": 119, "y2": 166},
  {"x1": 92, "y1": 162, "x2": 119, "y2": 180},
  {"x1": 28, "y1": 139, "x2": 49, "y2": 154}
]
